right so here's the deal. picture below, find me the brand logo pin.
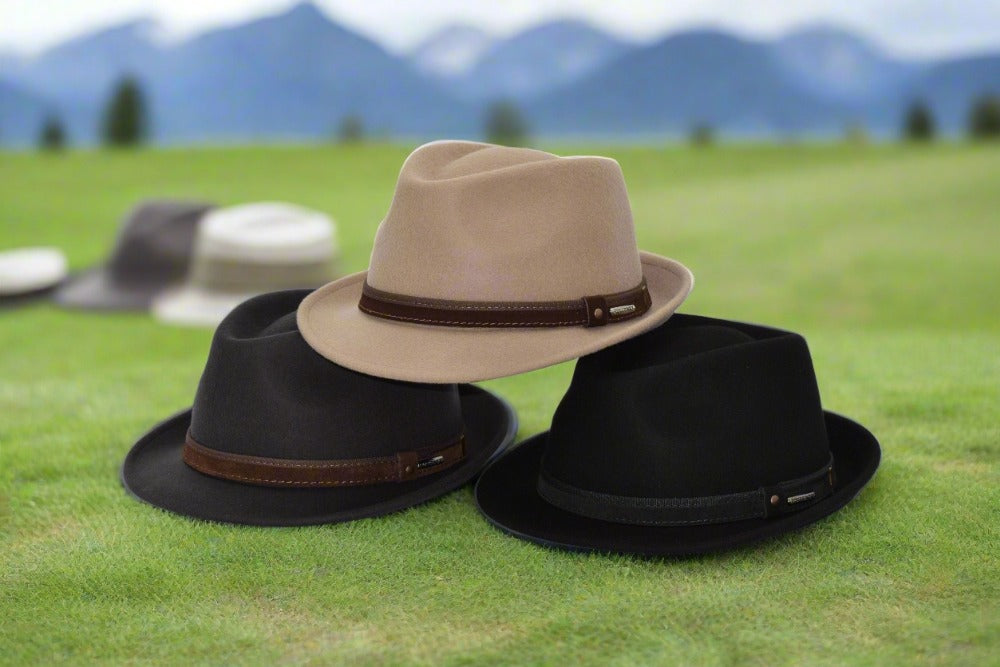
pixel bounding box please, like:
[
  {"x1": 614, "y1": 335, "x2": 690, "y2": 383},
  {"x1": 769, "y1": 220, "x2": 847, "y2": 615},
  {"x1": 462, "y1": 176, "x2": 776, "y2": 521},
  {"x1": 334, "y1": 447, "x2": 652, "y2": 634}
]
[
  {"x1": 416, "y1": 455, "x2": 445, "y2": 470},
  {"x1": 786, "y1": 491, "x2": 816, "y2": 505},
  {"x1": 609, "y1": 304, "x2": 637, "y2": 316}
]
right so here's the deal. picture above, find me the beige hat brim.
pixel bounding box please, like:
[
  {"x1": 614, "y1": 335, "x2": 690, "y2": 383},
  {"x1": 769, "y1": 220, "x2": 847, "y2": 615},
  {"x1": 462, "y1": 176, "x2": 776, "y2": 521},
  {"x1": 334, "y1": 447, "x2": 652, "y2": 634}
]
[
  {"x1": 297, "y1": 251, "x2": 693, "y2": 383},
  {"x1": 152, "y1": 287, "x2": 260, "y2": 327}
]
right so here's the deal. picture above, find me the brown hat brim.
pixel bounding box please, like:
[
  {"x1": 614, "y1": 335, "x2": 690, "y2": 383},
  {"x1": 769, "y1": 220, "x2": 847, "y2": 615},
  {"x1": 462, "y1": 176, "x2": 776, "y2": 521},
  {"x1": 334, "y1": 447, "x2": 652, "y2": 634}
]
[{"x1": 297, "y1": 252, "x2": 693, "y2": 383}]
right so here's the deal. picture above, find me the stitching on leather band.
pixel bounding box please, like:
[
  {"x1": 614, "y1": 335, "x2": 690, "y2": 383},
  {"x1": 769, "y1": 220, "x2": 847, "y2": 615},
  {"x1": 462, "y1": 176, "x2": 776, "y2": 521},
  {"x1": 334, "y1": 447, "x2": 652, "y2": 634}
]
[
  {"x1": 355, "y1": 311, "x2": 587, "y2": 327},
  {"x1": 536, "y1": 454, "x2": 835, "y2": 526},
  {"x1": 182, "y1": 431, "x2": 466, "y2": 488},
  {"x1": 358, "y1": 278, "x2": 651, "y2": 328}
]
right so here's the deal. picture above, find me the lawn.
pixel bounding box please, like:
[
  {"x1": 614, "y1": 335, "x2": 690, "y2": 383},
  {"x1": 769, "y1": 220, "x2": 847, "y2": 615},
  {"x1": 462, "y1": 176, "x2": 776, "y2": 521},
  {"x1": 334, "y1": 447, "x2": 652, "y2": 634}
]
[{"x1": 1, "y1": 142, "x2": 998, "y2": 665}]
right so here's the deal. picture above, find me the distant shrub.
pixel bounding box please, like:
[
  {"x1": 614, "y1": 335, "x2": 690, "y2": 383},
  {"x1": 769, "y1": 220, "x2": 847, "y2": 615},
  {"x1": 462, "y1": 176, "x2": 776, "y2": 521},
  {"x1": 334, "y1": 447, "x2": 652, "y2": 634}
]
[
  {"x1": 967, "y1": 94, "x2": 1000, "y2": 140},
  {"x1": 689, "y1": 123, "x2": 714, "y2": 147},
  {"x1": 337, "y1": 115, "x2": 364, "y2": 143},
  {"x1": 485, "y1": 101, "x2": 529, "y2": 146},
  {"x1": 38, "y1": 115, "x2": 67, "y2": 151},
  {"x1": 902, "y1": 101, "x2": 935, "y2": 142},
  {"x1": 101, "y1": 76, "x2": 148, "y2": 147}
]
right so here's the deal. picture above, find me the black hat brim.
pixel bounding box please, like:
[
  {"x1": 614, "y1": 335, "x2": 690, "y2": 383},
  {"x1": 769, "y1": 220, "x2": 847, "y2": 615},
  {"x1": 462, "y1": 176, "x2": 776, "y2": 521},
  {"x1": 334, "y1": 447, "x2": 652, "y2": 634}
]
[
  {"x1": 121, "y1": 385, "x2": 518, "y2": 526},
  {"x1": 475, "y1": 411, "x2": 880, "y2": 557},
  {"x1": 54, "y1": 267, "x2": 163, "y2": 311}
]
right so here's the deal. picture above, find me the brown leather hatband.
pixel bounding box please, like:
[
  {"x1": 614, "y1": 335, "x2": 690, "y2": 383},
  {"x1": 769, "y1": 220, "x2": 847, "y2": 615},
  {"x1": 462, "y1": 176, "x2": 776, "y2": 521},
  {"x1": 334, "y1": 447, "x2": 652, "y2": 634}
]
[
  {"x1": 182, "y1": 432, "x2": 466, "y2": 487},
  {"x1": 358, "y1": 277, "x2": 651, "y2": 328}
]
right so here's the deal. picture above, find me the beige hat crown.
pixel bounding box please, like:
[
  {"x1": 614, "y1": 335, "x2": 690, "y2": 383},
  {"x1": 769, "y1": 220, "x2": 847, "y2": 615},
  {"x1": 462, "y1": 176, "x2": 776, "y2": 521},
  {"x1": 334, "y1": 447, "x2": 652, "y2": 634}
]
[
  {"x1": 366, "y1": 141, "x2": 643, "y2": 301},
  {"x1": 297, "y1": 140, "x2": 693, "y2": 383}
]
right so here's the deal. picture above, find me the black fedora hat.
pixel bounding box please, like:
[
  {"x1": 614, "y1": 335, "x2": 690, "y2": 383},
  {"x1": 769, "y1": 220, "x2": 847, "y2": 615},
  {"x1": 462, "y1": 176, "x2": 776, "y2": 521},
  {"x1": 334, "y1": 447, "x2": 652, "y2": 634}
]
[
  {"x1": 122, "y1": 289, "x2": 518, "y2": 526},
  {"x1": 55, "y1": 200, "x2": 214, "y2": 311},
  {"x1": 476, "y1": 314, "x2": 880, "y2": 556}
]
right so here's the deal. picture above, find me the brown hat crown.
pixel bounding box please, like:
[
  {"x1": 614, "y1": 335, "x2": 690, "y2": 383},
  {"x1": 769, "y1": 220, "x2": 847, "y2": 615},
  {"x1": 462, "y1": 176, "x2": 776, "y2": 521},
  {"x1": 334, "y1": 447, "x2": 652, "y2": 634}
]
[{"x1": 366, "y1": 141, "x2": 643, "y2": 302}]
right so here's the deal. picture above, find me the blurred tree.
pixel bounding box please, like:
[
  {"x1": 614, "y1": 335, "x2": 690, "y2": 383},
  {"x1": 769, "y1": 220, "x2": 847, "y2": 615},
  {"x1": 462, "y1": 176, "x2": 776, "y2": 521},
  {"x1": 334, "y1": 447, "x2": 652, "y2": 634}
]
[
  {"x1": 902, "y1": 101, "x2": 935, "y2": 142},
  {"x1": 485, "y1": 101, "x2": 529, "y2": 146},
  {"x1": 337, "y1": 115, "x2": 364, "y2": 143},
  {"x1": 38, "y1": 115, "x2": 67, "y2": 151},
  {"x1": 101, "y1": 76, "x2": 148, "y2": 147},
  {"x1": 968, "y1": 94, "x2": 1000, "y2": 140},
  {"x1": 689, "y1": 123, "x2": 714, "y2": 147}
]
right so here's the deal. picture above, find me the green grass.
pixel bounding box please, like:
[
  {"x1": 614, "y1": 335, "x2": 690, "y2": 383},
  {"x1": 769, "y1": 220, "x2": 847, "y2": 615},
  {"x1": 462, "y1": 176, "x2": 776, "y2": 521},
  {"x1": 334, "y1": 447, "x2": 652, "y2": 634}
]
[{"x1": 1, "y1": 142, "x2": 998, "y2": 665}]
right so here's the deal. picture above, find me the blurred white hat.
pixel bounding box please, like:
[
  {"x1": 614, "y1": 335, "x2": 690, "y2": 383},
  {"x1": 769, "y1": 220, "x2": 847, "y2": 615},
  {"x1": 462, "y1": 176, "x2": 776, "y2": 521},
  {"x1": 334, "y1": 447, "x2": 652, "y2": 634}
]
[
  {"x1": 0, "y1": 247, "x2": 69, "y2": 300},
  {"x1": 152, "y1": 203, "x2": 338, "y2": 327}
]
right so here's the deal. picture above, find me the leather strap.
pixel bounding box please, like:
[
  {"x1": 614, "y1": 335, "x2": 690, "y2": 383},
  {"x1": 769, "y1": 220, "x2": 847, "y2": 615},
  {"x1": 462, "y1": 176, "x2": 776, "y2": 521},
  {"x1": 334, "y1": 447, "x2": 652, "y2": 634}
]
[
  {"x1": 537, "y1": 454, "x2": 835, "y2": 526},
  {"x1": 182, "y1": 431, "x2": 465, "y2": 488},
  {"x1": 358, "y1": 278, "x2": 651, "y2": 328}
]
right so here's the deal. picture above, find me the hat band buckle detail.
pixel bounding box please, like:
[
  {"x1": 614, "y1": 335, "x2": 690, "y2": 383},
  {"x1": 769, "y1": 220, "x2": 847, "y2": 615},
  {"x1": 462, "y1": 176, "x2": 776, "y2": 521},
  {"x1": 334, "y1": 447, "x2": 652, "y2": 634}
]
[{"x1": 357, "y1": 278, "x2": 651, "y2": 329}]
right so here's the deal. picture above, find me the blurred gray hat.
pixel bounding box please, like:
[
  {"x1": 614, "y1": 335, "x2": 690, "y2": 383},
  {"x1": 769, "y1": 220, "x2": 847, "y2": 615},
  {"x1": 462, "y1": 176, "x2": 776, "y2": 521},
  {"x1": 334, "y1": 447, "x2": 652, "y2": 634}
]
[
  {"x1": 54, "y1": 200, "x2": 214, "y2": 311},
  {"x1": 152, "y1": 202, "x2": 339, "y2": 327}
]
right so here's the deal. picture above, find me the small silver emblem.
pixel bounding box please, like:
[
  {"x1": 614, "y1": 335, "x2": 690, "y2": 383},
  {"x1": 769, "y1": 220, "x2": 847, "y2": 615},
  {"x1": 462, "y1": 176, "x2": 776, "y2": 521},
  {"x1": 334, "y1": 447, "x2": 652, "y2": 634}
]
[
  {"x1": 786, "y1": 491, "x2": 816, "y2": 504},
  {"x1": 609, "y1": 304, "x2": 637, "y2": 316},
  {"x1": 416, "y1": 455, "x2": 445, "y2": 470}
]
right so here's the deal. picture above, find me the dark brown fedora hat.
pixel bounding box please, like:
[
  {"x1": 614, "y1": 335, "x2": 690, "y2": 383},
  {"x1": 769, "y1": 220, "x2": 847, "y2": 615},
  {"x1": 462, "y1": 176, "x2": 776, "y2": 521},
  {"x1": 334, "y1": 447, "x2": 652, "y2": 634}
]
[
  {"x1": 55, "y1": 200, "x2": 214, "y2": 311},
  {"x1": 121, "y1": 289, "x2": 518, "y2": 526},
  {"x1": 476, "y1": 314, "x2": 880, "y2": 556}
]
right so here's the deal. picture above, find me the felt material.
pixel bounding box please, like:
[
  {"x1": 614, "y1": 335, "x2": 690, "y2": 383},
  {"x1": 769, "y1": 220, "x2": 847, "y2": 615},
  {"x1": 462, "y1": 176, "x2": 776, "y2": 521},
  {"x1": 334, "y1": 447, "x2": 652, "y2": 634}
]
[
  {"x1": 54, "y1": 200, "x2": 214, "y2": 311},
  {"x1": 121, "y1": 290, "x2": 518, "y2": 526},
  {"x1": 367, "y1": 143, "x2": 644, "y2": 301},
  {"x1": 299, "y1": 255, "x2": 689, "y2": 384},
  {"x1": 544, "y1": 319, "x2": 830, "y2": 498},
  {"x1": 475, "y1": 416, "x2": 879, "y2": 557},
  {"x1": 152, "y1": 203, "x2": 338, "y2": 327},
  {"x1": 475, "y1": 314, "x2": 881, "y2": 556},
  {"x1": 298, "y1": 141, "x2": 693, "y2": 383}
]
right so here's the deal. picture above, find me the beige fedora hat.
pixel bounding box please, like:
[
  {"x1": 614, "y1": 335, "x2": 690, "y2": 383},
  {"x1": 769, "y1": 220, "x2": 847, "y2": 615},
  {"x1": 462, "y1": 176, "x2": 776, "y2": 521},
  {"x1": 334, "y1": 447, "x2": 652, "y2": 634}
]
[
  {"x1": 297, "y1": 141, "x2": 693, "y2": 383},
  {"x1": 153, "y1": 203, "x2": 338, "y2": 327}
]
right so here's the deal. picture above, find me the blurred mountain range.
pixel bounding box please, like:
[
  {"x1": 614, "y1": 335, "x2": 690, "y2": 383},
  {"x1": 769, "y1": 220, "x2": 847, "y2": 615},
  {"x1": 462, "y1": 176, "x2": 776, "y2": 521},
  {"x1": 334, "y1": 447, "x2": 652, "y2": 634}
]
[
  {"x1": 423, "y1": 19, "x2": 635, "y2": 102},
  {"x1": 1, "y1": 1, "x2": 998, "y2": 145},
  {"x1": 410, "y1": 25, "x2": 494, "y2": 78}
]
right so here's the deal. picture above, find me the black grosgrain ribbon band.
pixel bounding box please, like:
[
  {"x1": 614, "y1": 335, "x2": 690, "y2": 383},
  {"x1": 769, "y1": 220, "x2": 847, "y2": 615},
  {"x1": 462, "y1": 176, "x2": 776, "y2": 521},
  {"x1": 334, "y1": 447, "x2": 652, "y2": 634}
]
[
  {"x1": 537, "y1": 455, "x2": 836, "y2": 526},
  {"x1": 358, "y1": 278, "x2": 651, "y2": 328}
]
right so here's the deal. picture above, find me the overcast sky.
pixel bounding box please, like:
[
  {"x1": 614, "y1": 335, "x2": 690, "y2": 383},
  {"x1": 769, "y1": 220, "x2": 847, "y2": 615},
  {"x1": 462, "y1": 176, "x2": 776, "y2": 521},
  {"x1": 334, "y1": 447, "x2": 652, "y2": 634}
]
[{"x1": 3, "y1": 0, "x2": 999, "y2": 58}]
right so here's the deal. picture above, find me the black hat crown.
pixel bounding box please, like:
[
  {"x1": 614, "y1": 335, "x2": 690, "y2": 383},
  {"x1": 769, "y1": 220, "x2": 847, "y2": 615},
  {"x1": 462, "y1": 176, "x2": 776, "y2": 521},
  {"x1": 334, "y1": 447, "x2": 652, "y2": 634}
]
[
  {"x1": 538, "y1": 315, "x2": 836, "y2": 526},
  {"x1": 121, "y1": 289, "x2": 518, "y2": 526},
  {"x1": 186, "y1": 290, "x2": 466, "y2": 486}
]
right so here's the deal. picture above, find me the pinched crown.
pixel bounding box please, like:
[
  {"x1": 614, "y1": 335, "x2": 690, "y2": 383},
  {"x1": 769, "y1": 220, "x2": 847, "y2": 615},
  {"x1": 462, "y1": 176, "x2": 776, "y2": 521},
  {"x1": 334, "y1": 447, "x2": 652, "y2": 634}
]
[{"x1": 366, "y1": 141, "x2": 644, "y2": 302}]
